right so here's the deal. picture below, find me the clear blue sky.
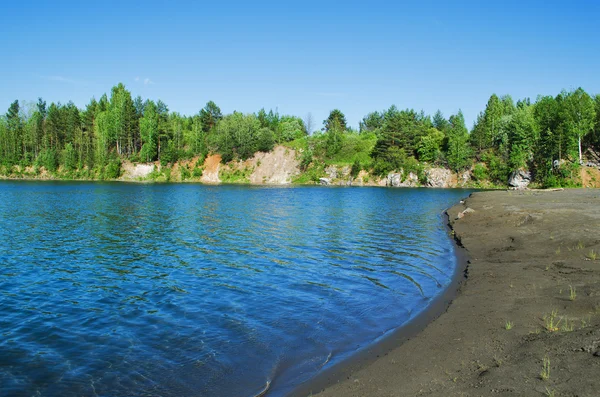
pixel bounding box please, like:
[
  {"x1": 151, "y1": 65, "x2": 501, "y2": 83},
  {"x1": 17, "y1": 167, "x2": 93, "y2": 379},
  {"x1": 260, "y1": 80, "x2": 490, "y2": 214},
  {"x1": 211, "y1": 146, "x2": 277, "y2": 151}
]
[{"x1": 1, "y1": 0, "x2": 599, "y2": 131}]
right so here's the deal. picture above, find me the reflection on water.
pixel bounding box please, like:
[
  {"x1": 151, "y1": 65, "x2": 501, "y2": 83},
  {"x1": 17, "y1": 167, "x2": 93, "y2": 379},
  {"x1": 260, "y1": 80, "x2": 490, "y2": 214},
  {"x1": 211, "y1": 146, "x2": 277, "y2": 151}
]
[{"x1": 0, "y1": 182, "x2": 469, "y2": 396}]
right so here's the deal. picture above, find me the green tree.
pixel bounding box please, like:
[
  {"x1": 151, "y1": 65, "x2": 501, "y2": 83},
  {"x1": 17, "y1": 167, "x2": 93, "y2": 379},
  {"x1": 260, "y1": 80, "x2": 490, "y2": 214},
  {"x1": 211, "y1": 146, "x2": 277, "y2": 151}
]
[
  {"x1": 211, "y1": 112, "x2": 260, "y2": 162},
  {"x1": 359, "y1": 111, "x2": 383, "y2": 133},
  {"x1": 200, "y1": 101, "x2": 223, "y2": 132},
  {"x1": 108, "y1": 83, "x2": 137, "y2": 156},
  {"x1": 139, "y1": 101, "x2": 159, "y2": 162},
  {"x1": 323, "y1": 109, "x2": 347, "y2": 132},
  {"x1": 277, "y1": 115, "x2": 305, "y2": 143},
  {"x1": 4, "y1": 100, "x2": 22, "y2": 165},
  {"x1": 446, "y1": 111, "x2": 472, "y2": 171},
  {"x1": 560, "y1": 88, "x2": 596, "y2": 164},
  {"x1": 417, "y1": 127, "x2": 444, "y2": 163},
  {"x1": 432, "y1": 110, "x2": 449, "y2": 133},
  {"x1": 506, "y1": 105, "x2": 537, "y2": 170}
]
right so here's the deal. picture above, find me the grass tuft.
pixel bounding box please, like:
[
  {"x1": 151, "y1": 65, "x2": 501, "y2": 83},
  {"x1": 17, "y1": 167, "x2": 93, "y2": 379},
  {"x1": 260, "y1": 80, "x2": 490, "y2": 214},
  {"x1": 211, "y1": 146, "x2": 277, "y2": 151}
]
[
  {"x1": 545, "y1": 387, "x2": 556, "y2": 397},
  {"x1": 587, "y1": 250, "x2": 597, "y2": 260},
  {"x1": 504, "y1": 321, "x2": 514, "y2": 330},
  {"x1": 540, "y1": 355, "x2": 551, "y2": 381},
  {"x1": 569, "y1": 285, "x2": 576, "y2": 301},
  {"x1": 543, "y1": 310, "x2": 561, "y2": 332},
  {"x1": 561, "y1": 318, "x2": 574, "y2": 332}
]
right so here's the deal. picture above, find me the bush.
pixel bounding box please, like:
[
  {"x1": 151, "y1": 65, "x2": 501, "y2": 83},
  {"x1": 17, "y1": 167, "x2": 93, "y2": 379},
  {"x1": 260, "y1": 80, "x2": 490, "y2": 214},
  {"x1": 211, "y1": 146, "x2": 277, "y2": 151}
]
[
  {"x1": 62, "y1": 143, "x2": 77, "y2": 171},
  {"x1": 103, "y1": 156, "x2": 121, "y2": 179},
  {"x1": 180, "y1": 165, "x2": 191, "y2": 180},
  {"x1": 351, "y1": 159, "x2": 361, "y2": 178},
  {"x1": 36, "y1": 149, "x2": 59, "y2": 172},
  {"x1": 300, "y1": 148, "x2": 313, "y2": 171},
  {"x1": 472, "y1": 163, "x2": 488, "y2": 181}
]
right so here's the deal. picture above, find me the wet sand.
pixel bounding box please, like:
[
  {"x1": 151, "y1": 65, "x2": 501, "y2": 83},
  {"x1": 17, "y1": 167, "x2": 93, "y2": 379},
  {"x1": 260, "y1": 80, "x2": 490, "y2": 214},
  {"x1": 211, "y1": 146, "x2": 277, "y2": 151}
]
[{"x1": 306, "y1": 189, "x2": 600, "y2": 396}]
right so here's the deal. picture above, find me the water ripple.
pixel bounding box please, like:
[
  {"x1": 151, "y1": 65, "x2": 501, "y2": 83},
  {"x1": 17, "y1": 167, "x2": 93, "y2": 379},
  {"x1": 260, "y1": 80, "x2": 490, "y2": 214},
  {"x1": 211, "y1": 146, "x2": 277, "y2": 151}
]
[{"x1": 0, "y1": 182, "x2": 470, "y2": 396}]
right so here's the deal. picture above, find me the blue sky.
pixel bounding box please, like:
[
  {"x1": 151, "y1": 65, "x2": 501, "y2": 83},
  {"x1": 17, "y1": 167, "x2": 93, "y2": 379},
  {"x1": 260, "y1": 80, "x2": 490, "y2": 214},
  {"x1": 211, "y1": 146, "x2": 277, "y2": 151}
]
[{"x1": 1, "y1": 0, "x2": 599, "y2": 131}]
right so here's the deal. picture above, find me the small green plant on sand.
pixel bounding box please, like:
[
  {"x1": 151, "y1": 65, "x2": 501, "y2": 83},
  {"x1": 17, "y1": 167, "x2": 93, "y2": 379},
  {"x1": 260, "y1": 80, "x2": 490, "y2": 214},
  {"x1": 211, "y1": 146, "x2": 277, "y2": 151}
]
[
  {"x1": 543, "y1": 310, "x2": 561, "y2": 332},
  {"x1": 576, "y1": 241, "x2": 585, "y2": 250},
  {"x1": 587, "y1": 250, "x2": 597, "y2": 260},
  {"x1": 569, "y1": 285, "x2": 576, "y2": 301},
  {"x1": 493, "y1": 355, "x2": 503, "y2": 367},
  {"x1": 555, "y1": 247, "x2": 561, "y2": 255},
  {"x1": 545, "y1": 387, "x2": 556, "y2": 397},
  {"x1": 505, "y1": 321, "x2": 514, "y2": 330},
  {"x1": 561, "y1": 318, "x2": 574, "y2": 332},
  {"x1": 540, "y1": 355, "x2": 551, "y2": 380}
]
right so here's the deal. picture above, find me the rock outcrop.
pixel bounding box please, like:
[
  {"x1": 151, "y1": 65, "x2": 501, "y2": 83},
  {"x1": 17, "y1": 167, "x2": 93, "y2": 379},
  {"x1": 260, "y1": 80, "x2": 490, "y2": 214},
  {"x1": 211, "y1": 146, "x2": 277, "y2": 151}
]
[
  {"x1": 120, "y1": 162, "x2": 155, "y2": 180},
  {"x1": 508, "y1": 169, "x2": 531, "y2": 189},
  {"x1": 386, "y1": 171, "x2": 419, "y2": 187},
  {"x1": 425, "y1": 168, "x2": 453, "y2": 188},
  {"x1": 248, "y1": 146, "x2": 300, "y2": 184},
  {"x1": 201, "y1": 154, "x2": 222, "y2": 183}
]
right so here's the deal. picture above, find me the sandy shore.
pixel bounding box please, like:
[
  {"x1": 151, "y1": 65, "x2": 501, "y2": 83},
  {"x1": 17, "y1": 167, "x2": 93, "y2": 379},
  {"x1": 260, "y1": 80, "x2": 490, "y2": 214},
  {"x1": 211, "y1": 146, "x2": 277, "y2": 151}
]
[{"x1": 303, "y1": 189, "x2": 600, "y2": 396}]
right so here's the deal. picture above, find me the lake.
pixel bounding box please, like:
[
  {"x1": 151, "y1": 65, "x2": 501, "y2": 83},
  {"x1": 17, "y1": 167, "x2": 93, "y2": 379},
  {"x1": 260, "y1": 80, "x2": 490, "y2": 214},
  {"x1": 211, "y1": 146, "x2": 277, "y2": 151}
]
[{"x1": 0, "y1": 181, "x2": 470, "y2": 396}]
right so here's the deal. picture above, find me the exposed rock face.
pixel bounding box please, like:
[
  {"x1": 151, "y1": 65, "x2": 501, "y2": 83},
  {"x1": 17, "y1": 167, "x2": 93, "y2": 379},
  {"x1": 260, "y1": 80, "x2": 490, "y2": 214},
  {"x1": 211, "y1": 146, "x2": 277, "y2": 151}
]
[
  {"x1": 319, "y1": 178, "x2": 331, "y2": 185},
  {"x1": 460, "y1": 170, "x2": 471, "y2": 186},
  {"x1": 248, "y1": 146, "x2": 300, "y2": 184},
  {"x1": 323, "y1": 165, "x2": 354, "y2": 186},
  {"x1": 387, "y1": 173, "x2": 402, "y2": 187},
  {"x1": 386, "y1": 171, "x2": 419, "y2": 187},
  {"x1": 508, "y1": 169, "x2": 531, "y2": 189},
  {"x1": 201, "y1": 154, "x2": 222, "y2": 183},
  {"x1": 425, "y1": 168, "x2": 453, "y2": 188},
  {"x1": 120, "y1": 162, "x2": 155, "y2": 180},
  {"x1": 325, "y1": 165, "x2": 338, "y2": 180}
]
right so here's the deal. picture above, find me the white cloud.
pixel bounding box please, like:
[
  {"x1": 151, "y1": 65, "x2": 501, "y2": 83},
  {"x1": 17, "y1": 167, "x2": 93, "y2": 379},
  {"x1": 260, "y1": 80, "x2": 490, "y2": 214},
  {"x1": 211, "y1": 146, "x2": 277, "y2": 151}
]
[{"x1": 144, "y1": 78, "x2": 155, "y2": 85}]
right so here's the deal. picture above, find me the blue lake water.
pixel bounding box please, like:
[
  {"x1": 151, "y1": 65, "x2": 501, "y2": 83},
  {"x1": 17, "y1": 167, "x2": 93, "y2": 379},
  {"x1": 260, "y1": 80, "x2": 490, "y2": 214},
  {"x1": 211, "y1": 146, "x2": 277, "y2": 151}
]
[{"x1": 0, "y1": 182, "x2": 470, "y2": 396}]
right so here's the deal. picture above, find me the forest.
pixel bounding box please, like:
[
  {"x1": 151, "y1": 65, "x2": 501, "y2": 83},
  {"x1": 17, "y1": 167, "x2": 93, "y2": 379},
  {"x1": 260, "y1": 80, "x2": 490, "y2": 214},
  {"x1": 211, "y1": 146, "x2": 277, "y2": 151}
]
[{"x1": 1, "y1": 83, "x2": 599, "y2": 187}]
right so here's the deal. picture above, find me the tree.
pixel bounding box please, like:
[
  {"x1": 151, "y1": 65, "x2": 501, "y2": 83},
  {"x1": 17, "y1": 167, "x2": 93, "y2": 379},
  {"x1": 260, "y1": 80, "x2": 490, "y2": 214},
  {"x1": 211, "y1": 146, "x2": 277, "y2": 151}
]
[
  {"x1": 277, "y1": 115, "x2": 305, "y2": 143},
  {"x1": 323, "y1": 109, "x2": 347, "y2": 132},
  {"x1": 432, "y1": 110, "x2": 449, "y2": 133},
  {"x1": 471, "y1": 94, "x2": 502, "y2": 151},
  {"x1": 304, "y1": 112, "x2": 313, "y2": 135},
  {"x1": 359, "y1": 111, "x2": 383, "y2": 133},
  {"x1": 417, "y1": 128, "x2": 444, "y2": 163},
  {"x1": 211, "y1": 112, "x2": 261, "y2": 162},
  {"x1": 108, "y1": 83, "x2": 136, "y2": 156},
  {"x1": 560, "y1": 88, "x2": 596, "y2": 164},
  {"x1": 446, "y1": 111, "x2": 472, "y2": 171},
  {"x1": 506, "y1": 105, "x2": 537, "y2": 170},
  {"x1": 139, "y1": 101, "x2": 159, "y2": 162},
  {"x1": 199, "y1": 101, "x2": 223, "y2": 132},
  {"x1": 591, "y1": 94, "x2": 600, "y2": 149},
  {"x1": 5, "y1": 100, "x2": 22, "y2": 164}
]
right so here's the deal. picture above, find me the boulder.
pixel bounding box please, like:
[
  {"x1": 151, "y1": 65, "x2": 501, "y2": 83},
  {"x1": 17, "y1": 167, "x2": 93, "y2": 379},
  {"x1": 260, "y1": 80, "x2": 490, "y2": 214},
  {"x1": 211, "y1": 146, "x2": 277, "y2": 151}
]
[
  {"x1": 460, "y1": 170, "x2": 471, "y2": 185},
  {"x1": 425, "y1": 168, "x2": 453, "y2": 188},
  {"x1": 325, "y1": 165, "x2": 338, "y2": 180},
  {"x1": 386, "y1": 171, "x2": 419, "y2": 187},
  {"x1": 508, "y1": 169, "x2": 531, "y2": 189},
  {"x1": 319, "y1": 178, "x2": 331, "y2": 185},
  {"x1": 402, "y1": 172, "x2": 419, "y2": 187},
  {"x1": 386, "y1": 173, "x2": 402, "y2": 187}
]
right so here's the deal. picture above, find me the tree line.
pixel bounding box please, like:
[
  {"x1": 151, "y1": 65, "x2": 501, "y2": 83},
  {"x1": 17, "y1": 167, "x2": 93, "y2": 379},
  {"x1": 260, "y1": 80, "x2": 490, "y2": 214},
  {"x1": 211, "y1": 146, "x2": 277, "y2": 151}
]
[{"x1": 1, "y1": 84, "x2": 598, "y2": 186}]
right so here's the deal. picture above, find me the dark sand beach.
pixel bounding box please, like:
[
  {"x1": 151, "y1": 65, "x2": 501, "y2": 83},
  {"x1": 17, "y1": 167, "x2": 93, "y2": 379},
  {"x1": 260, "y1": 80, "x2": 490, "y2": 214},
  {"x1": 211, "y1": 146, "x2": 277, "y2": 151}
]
[{"x1": 307, "y1": 189, "x2": 600, "y2": 396}]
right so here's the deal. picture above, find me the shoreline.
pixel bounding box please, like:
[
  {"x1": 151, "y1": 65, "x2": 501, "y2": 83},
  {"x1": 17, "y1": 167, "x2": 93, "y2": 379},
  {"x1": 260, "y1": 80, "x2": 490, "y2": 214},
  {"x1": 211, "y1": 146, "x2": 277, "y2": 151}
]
[
  {"x1": 287, "y1": 207, "x2": 472, "y2": 396},
  {"x1": 309, "y1": 189, "x2": 600, "y2": 396},
  {"x1": 0, "y1": 176, "x2": 493, "y2": 190}
]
